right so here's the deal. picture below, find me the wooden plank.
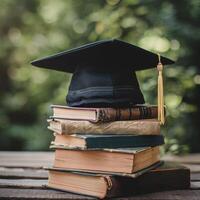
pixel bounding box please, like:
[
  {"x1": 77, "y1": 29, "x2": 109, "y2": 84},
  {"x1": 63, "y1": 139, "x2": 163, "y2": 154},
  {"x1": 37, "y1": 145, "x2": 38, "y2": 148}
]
[
  {"x1": 0, "y1": 151, "x2": 199, "y2": 169},
  {"x1": 191, "y1": 173, "x2": 200, "y2": 181},
  {"x1": 0, "y1": 178, "x2": 47, "y2": 189},
  {"x1": 0, "y1": 166, "x2": 197, "y2": 181},
  {"x1": 114, "y1": 190, "x2": 200, "y2": 200},
  {"x1": 181, "y1": 164, "x2": 200, "y2": 173},
  {"x1": 190, "y1": 182, "x2": 200, "y2": 190},
  {"x1": 0, "y1": 188, "x2": 94, "y2": 199},
  {"x1": 0, "y1": 188, "x2": 199, "y2": 200},
  {"x1": 0, "y1": 151, "x2": 53, "y2": 168},
  {"x1": 163, "y1": 154, "x2": 200, "y2": 164},
  {"x1": 0, "y1": 167, "x2": 48, "y2": 179}
]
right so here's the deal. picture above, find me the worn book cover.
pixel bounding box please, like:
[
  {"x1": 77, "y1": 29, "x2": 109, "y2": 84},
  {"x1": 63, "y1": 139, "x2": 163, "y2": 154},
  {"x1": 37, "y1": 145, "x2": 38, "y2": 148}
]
[
  {"x1": 52, "y1": 134, "x2": 164, "y2": 149},
  {"x1": 50, "y1": 146, "x2": 160, "y2": 174},
  {"x1": 46, "y1": 162, "x2": 190, "y2": 199},
  {"x1": 47, "y1": 119, "x2": 160, "y2": 135},
  {"x1": 51, "y1": 104, "x2": 159, "y2": 122}
]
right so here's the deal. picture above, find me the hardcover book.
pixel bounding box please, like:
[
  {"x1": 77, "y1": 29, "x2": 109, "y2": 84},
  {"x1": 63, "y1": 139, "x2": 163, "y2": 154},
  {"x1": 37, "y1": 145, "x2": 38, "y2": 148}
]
[
  {"x1": 47, "y1": 162, "x2": 190, "y2": 199},
  {"x1": 51, "y1": 146, "x2": 160, "y2": 174},
  {"x1": 48, "y1": 119, "x2": 160, "y2": 135},
  {"x1": 51, "y1": 104, "x2": 159, "y2": 122},
  {"x1": 52, "y1": 134, "x2": 164, "y2": 149}
]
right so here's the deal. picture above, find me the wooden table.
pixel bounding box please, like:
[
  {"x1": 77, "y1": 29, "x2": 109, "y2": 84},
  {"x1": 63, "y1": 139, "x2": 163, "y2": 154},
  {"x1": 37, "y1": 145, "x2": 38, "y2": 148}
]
[{"x1": 0, "y1": 151, "x2": 200, "y2": 199}]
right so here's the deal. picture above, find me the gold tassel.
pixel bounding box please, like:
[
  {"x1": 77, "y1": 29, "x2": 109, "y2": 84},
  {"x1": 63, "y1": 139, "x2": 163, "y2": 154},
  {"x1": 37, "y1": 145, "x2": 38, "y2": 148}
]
[{"x1": 157, "y1": 54, "x2": 165, "y2": 125}]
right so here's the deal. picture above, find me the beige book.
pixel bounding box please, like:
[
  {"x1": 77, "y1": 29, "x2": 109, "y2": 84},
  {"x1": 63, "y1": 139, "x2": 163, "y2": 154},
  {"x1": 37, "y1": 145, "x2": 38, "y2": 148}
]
[{"x1": 47, "y1": 119, "x2": 160, "y2": 135}]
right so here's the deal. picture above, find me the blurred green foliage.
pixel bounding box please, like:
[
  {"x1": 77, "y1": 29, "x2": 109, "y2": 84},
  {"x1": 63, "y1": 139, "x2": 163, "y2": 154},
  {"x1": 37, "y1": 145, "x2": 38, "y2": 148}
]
[{"x1": 0, "y1": 0, "x2": 200, "y2": 153}]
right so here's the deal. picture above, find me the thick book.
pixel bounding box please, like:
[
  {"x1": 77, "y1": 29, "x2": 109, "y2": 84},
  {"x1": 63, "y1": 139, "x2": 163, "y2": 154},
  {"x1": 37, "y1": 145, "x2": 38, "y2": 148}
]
[
  {"x1": 52, "y1": 134, "x2": 164, "y2": 149},
  {"x1": 51, "y1": 104, "x2": 158, "y2": 122},
  {"x1": 47, "y1": 163, "x2": 190, "y2": 199},
  {"x1": 51, "y1": 146, "x2": 160, "y2": 174},
  {"x1": 47, "y1": 119, "x2": 160, "y2": 135}
]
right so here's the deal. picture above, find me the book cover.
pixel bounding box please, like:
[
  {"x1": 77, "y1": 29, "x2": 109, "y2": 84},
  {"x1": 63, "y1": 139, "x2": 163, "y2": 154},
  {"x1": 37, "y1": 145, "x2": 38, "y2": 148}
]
[
  {"x1": 46, "y1": 162, "x2": 190, "y2": 199},
  {"x1": 52, "y1": 134, "x2": 164, "y2": 149},
  {"x1": 51, "y1": 104, "x2": 160, "y2": 122},
  {"x1": 47, "y1": 119, "x2": 160, "y2": 135},
  {"x1": 50, "y1": 146, "x2": 160, "y2": 174}
]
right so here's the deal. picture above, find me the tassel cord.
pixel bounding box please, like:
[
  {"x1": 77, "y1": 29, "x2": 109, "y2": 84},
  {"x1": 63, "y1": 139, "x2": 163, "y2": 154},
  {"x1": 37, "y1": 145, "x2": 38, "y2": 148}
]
[{"x1": 157, "y1": 54, "x2": 165, "y2": 125}]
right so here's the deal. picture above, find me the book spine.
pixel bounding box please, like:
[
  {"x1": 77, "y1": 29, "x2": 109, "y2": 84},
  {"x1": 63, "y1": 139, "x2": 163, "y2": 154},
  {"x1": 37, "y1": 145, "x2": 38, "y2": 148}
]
[{"x1": 97, "y1": 107, "x2": 158, "y2": 122}]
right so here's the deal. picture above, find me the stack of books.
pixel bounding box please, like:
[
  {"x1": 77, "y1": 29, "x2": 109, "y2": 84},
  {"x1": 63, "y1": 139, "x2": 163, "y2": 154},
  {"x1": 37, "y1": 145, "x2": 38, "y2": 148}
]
[
  {"x1": 46, "y1": 105, "x2": 190, "y2": 199},
  {"x1": 31, "y1": 39, "x2": 190, "y2": 198}
]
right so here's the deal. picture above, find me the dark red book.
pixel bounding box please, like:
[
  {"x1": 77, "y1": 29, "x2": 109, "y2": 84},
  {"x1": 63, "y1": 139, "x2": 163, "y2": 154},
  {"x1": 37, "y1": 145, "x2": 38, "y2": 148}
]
[{"x1": 51, "y1": 104, "x2": 159, "y2": 123}]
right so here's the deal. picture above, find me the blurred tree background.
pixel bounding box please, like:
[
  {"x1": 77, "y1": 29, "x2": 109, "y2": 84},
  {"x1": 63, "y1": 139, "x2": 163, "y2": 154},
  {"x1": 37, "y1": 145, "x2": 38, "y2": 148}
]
[{"x1": 0, "y1": 0, "x2": 199, "y2": 153}]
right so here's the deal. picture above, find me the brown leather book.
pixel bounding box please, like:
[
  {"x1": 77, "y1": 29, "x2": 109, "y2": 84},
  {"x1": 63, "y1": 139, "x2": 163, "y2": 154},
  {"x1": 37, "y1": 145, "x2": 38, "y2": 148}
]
[
  {"x1": 47, "y1": 119, "x2": 160, "y2": 135},
  {"x1": 51, "y1": 104, "x2": 159, "y2": 123},
  {"x1": 47, "y1": 162, "x2": 190, "y2": 199},
  {"x1": 51, "y1": 146, "x2": 160, "y2": 174}
]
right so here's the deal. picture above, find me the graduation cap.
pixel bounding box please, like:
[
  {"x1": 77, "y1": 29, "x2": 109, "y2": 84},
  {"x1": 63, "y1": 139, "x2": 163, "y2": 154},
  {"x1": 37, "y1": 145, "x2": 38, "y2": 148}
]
[{"x1": 31, "y1": 39, "x2": 175, "y2": 124}]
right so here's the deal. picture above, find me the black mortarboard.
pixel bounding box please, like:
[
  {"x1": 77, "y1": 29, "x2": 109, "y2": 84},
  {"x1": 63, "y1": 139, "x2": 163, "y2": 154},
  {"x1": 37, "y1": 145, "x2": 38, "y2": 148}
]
[{"x1": 31, "y1": 39, "x2": 174, "y2": 108}]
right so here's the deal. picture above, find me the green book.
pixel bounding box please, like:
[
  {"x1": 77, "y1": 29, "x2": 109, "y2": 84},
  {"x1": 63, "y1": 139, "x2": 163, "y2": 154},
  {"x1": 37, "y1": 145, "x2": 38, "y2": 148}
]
[{"x1": 52, "y1": 134, "x2": 164, "y2": 149}]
